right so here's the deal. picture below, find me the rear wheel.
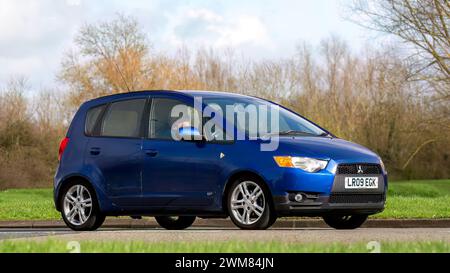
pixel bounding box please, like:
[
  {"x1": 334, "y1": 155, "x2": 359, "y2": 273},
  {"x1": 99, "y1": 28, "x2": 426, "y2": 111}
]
[
  {"x1": 228, "y1": 178, "x2": 274, "y2": 230},
  {"x1": 155, "y1": 216, "x2": 196, "y2": 230},
  {"x1": 60, "y1": 181, "x2": 105, "y2": 231},
  {"x1": 323, "y1": 214, "x2": 368, "y2": 229}
]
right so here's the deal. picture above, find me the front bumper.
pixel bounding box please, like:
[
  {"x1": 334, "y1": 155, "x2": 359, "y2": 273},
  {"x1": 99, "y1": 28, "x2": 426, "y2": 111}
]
[
  {"x1": 274, "y1": 194, "x2": 386, "y2": 216},
  {"x1": 273, "y1": 172, "x2": 387, "y2": 216}
]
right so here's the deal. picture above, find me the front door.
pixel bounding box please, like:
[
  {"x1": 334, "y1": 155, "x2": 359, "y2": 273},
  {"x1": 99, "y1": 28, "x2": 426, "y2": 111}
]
[{"x1": 141, "y1": 97, "x2": 219, "y2": 207}]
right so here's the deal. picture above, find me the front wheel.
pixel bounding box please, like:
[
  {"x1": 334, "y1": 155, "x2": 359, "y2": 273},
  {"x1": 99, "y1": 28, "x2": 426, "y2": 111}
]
[
  {"x1": 227, "y1": 179, "x2": 274, "y2": 230},
  {"x1": 323, "y1": 214, "x2": 368, "y2": 229},
  {"x1": 155, "y1": 216, "x2": 196, "y2": 230}
]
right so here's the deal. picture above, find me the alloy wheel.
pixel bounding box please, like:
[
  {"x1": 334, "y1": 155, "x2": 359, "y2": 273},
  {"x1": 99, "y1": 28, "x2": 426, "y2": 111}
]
[
  {"x1": 230, "y1": 181, "x2": 265, "y2": 225},
  {"x1": 63, "y1": 184, "x2": 93, "y2": 226}
]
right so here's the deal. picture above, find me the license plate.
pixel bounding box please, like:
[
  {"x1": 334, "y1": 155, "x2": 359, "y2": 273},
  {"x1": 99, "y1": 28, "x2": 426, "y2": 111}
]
[{"x1": 344, "y1": 177, "x2": 378, "y2": 189}]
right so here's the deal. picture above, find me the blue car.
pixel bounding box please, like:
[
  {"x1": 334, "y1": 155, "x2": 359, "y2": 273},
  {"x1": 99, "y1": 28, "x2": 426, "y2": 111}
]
[{"x1": 54, "y1": 90, "x2": 387, "y2": 231}]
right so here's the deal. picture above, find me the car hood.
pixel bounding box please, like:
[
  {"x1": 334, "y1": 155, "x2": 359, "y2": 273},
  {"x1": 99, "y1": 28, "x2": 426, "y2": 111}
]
[{"x1": 275, "y1": 136, "x2": 380, "y2": 163}]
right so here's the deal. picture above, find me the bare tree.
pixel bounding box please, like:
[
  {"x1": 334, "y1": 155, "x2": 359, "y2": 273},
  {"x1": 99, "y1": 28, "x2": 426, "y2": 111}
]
[
  {"x1": 59, "y1": 14, "x2": 152, "y2": 107},
  {"x1": 347, "y1": 0, "x2": 450, "y2": 99},
  {"x1": 0, "y1": 77, "x2": 29, "y2": 128},
  {"x1": 2, "y1": 11, "x2": 449, "y2": 188}
]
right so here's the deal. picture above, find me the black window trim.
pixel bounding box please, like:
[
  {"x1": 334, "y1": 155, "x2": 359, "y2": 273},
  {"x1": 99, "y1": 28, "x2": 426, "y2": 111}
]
[
  {"x1": 83, "y1": 95, "x2": 236, "y2": 144},
  {"x1": 84, "y1": 103, "x2": 108, "y2": 137},
  {"x1": 146, "y1": 96, "x2": 191, "y2": 141},
  {"x1": 144, "y1": 95, "x2": 235, "y2": 144},
  {"x1": 84, "y1": 97, "x2": 150, "y2": 140}
]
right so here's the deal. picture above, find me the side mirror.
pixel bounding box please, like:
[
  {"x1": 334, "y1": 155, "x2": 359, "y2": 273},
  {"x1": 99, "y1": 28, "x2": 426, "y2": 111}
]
[{"x1": 178, "y1": 126, "x2": 203, "y2": 141}]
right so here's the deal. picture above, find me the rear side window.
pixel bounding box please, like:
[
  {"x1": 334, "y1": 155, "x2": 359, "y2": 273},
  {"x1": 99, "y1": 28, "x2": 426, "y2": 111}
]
[
  {"x1": 85, "y1": 104, "x2": 106, "y2": 136},
  {"x1": 101, "y1": 99, "x2": 146, "y2": 138}
]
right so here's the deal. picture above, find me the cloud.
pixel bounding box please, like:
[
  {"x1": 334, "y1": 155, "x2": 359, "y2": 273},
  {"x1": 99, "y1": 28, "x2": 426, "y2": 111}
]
[
  {"x1": 213, "y1": 15, "x2": 270, "y2": 47},
  {"x1": 0, "y1": 0, "x2": 369, "y2": 89},
  {"x1": 0, "y1": 56, "x2": 43, "y2": 79},
  {"x1": 0, "y1": 0, "x2": 85, "y2": 86},
  {"x1": 164, "y1": 8, "x2": 271, "y2": 50},
  {"x1": 0, "y1": 0, "x2": 79, "y2": 48}
]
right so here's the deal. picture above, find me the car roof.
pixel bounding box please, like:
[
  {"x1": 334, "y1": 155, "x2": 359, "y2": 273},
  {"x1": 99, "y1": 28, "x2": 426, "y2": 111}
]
[
  {"x1": 85, "y1": 89, "x2": 261, "y2": 105},
  {"x1": 178, "y1": 90, "x2": 253, "y2": 99}
]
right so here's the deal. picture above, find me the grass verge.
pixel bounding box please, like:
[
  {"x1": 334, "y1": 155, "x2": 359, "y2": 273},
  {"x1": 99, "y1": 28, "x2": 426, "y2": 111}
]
[
  {"x1": 373, "y1": 179, "x2": 450, "y2": 219},
  {"x1": 0, "y1": 180, "x2": 449, "y2": 220},
  {"x1": 0, "y1": 240, "x2": 448, "y2": 253},
  {"x1": 0, "y1": 188, "x2": 59, "y2": 220}
]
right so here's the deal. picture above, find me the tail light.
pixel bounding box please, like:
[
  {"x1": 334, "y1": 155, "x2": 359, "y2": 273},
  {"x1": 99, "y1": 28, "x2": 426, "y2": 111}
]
[{"x1": 58, "y1": 137, "x2": 69, "y2": 161}]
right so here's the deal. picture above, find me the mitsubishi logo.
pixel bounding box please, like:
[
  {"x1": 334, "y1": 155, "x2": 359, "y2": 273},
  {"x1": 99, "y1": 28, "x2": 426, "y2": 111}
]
[{"x1": 357, "y1": 165, "x2": 364, "y2": 174}]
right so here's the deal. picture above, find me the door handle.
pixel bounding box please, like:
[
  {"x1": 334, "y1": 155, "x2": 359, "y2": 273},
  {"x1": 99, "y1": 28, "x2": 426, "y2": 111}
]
[
  {"x1": 144, "y1": 149, "x2": 158, "y2": 157},
  {"x1": 90, "y1": 147, "x2": 101, "y2": 156}
]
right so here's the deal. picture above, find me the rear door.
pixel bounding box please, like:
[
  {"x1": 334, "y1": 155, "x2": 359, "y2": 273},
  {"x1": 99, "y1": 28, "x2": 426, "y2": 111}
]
[{"x1": 84, "y1": 98, "x2": 147, "y2": 206}]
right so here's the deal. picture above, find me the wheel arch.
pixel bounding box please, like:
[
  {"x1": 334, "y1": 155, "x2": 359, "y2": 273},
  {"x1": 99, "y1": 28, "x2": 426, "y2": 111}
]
[{"x1": 55, "y1": 175, "x2": 99, "y2": 212}]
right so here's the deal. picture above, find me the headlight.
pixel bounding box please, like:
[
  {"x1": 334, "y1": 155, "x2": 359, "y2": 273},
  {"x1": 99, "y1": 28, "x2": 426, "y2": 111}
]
[
  {"x1": 273, "y1": 156, "x2": 328, "y2": 172},
  {"x1": 379, "y1": 157, "x2": 386, "y2": 172}
]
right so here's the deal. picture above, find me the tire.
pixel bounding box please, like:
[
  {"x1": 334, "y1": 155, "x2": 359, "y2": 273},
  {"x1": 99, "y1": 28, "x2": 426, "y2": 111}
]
[
  {"x1": 323, "y1": 214, "x2": 368, "y2": 229},
  {"x1": 227, "y1": 177, "x2": 274, "y2": 230},
  {"x1": 267, "y1": 213, "x2": 278, "y2": 228},
  {"x1": 155, "y1": 216, "x2": 196, "y2": 230},
  {"x1": 60, "y1": 180, "x2": 105, "y2": 231}
]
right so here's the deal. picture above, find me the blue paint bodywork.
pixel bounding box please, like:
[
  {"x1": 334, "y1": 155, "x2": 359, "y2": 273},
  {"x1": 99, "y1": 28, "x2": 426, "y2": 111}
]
[{"x1": 54, "y1": 90, "x2": 387, "y2": 217}]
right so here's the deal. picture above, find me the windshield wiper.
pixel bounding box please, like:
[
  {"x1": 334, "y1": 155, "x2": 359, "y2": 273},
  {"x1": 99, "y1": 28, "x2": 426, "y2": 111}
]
[
  {"x1": 319, "y1": 132, "x2": 334, "y2": 138},
  {"x1": 262, "y1": 130, "x2": 332, "y2": 137},
  {"x1": 278, "y1": 130, "x2": 320, "y2": 136}
]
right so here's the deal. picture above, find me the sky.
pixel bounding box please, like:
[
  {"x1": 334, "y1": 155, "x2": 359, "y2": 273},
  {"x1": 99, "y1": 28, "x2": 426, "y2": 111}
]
[{"x1": 0, "y1": 0, "x2": 375, "y2": 91}]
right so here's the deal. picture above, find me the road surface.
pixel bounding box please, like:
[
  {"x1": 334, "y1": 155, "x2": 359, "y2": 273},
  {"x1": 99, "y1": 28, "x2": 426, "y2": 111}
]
[{"x1": 1, "y1": 227, "x2": 449, "y2": 243}]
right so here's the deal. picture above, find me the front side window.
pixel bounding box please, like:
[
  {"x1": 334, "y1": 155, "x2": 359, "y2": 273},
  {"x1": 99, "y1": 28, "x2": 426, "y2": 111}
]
[
  {"x1": 101, "y1": 99, "x2": 146, "y2": 138},
  {"x1": 149, "y1": 98, "x2": 200, "y2": 140}
]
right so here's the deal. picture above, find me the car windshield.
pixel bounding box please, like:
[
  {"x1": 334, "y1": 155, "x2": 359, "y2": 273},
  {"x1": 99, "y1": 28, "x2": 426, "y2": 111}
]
[{"x1": 203, "y1": 97, "x2": 327, "y2": 137}]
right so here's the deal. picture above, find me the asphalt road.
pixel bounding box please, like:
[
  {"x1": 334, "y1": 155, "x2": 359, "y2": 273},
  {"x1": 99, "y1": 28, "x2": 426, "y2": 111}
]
[{"x1": 1, "y1": 227, "x2": 449, "y2": 243}]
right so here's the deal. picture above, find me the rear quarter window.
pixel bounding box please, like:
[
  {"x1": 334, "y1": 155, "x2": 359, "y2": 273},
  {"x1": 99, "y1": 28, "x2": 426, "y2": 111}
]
[{"x1": 85, "y1": 104, "x2": 106, "y2": 136}]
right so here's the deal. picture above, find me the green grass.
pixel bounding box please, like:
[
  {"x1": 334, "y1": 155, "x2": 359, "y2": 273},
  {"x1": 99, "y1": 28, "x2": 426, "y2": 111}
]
[
  {"x1": 373, "y1": 179, "x2": 450, "y2": 219},
  {"x1": 0, "y1": 180, "x2": 449, "y2": 220},
  {"x1": 0, "y1": 240, "x2": 448, "y2": 253},
  {"x1": 0, "y1": 188, "x2": 59, "y2": 220}
]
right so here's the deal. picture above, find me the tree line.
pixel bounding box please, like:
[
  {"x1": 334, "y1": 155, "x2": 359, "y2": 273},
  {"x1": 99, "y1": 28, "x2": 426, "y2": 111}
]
[{"x1": 0, "y1": 4, "x2": 449, "y2": 189}]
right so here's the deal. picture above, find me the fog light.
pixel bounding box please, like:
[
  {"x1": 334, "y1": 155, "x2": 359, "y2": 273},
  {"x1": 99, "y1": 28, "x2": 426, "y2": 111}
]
[{"x1": 294, "y1": 193, "x2": 303, "y2": 202}]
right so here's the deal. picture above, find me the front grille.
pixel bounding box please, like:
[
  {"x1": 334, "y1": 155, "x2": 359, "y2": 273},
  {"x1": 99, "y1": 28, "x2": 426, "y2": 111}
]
[
  {"x1": 337, "y1": 164, "x2": 382, "y2": 175},
  {"x1": 329, "y1": 193, "x2": 384, "y2": 204}
]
